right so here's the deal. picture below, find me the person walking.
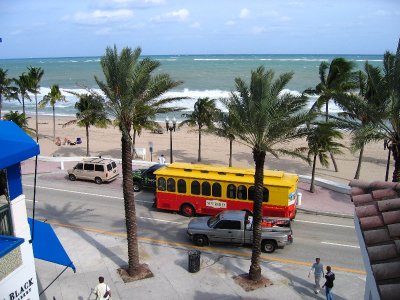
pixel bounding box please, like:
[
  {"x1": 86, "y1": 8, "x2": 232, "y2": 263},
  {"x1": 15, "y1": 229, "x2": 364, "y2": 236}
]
[
  {"x1": 92, "y1": 276, "x2": 111, "y2": 299},
  {"x1": 322, "y1": 266, "x2": 335, "y2": 300},
  {"x1": 308, "y1": 257, "x2": 324, "y2": 294},
  {"x1": 158, "y1": 154, "x2": 166, "y2": 164}
]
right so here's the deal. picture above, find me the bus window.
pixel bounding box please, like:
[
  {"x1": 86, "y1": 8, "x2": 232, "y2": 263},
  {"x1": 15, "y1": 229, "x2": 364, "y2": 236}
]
[
  {"x1": 263, "y1": 187, "x2": 269, "y2": 202},
  {"x1": 177, "y1": 179, "x2": 186, "y2": 193},
  {"x1": 212, "y1": 183, "x2": 221, "y2": 197},
  {"x1": 158, "y1": 177, "x2": 166, "y2": 191},
  {"x1": 237, "y1": 185, "x2": 247, "y2": 200},
  {"x1": 248, "y1": 186, "x2": 255, "y2": 200},
  {"x1": 201, "y1": 181, "x2": 211, "y2": 196},
  {"x1": 167, "y1": 178, "x2": 175, "y2": 192},
  {"x1": 191, "y1": 180, "x2": 200, "y2": 195},
  {"x1": 227, "y1": 184, "x2": 236, "y2": 199}
]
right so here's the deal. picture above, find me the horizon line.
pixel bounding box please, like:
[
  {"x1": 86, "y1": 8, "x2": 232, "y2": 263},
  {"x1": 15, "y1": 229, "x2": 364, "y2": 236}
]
[{"x1": 0, "y1": 53, "x2": 383, "y2": 60}]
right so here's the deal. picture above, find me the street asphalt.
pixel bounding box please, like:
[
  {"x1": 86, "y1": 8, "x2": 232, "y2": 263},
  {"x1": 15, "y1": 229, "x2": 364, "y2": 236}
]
[{"x1": 21, "y1": 159, "x2": 364, "y2": 300}]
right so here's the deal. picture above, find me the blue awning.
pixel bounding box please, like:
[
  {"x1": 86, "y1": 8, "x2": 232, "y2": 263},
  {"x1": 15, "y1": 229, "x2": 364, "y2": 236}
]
[
  {"x1": 28, "y1": 218, "x2": 76, "y2": 272},
  {"x1": 0, "y1": 121, "x2": 40, "y2": 169},
  {"x1": 0, "y1": 235, "x2": 24, "y2": 258}
]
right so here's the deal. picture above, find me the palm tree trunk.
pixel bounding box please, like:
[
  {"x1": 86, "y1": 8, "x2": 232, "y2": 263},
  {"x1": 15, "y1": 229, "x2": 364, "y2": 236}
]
[
  {"x1": 86, "y1": 124, "x2": 90, "y2": 156},
  {"x1": 229, "y1": 138, "x2": 233, "y2": 167},
  {"x1": 198, "y1": 126, "x2": 201, "y2": 162},
  {"x1": 52, "y1": 105, "x2": 56, "y2": 141},
  {"x1": 310, "y1": 154, "x2": 317, "y2": 193},
  {"x1": 354, "y1": 144, "x2": 364, "y2": 179},
  {"x1": 131, "y1": 129, "x2": 137, "y2": 158},
  {"x1": 121, "y1": 128, "x2": 141, "y2": 275},
  {"x1": 325, "y1": 100, "x2": 338, "y2": 172},
  {"x1": 392, "y1": 143, "x2": 400, "y2": 182},
  {"x1": 249, "y1": 147, "x2": 266, "y2": 282},
  {"x1": 330, "y1": 152, "x2": 339, "y2": 172},
  {"x1": 35, "y1": 94, "x2": 39, "y2": 141},
  {"x1": 22, "y1": 95, "x2": 25, "y2": 115}
]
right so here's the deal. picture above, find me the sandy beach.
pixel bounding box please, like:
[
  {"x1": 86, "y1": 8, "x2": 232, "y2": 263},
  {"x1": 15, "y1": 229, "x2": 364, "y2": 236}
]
[{"x1": 29, "y1": 115, "x2": 391, "y2": 184}]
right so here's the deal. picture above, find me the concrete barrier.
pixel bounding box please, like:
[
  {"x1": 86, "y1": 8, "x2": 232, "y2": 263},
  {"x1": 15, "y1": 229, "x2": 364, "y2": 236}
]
[
  {"x1": 299, "y1": 175, "x2": 351, "y2": 195},
  {"x1": 31, "y1": 156, "x2": 156, "y2": 170}
]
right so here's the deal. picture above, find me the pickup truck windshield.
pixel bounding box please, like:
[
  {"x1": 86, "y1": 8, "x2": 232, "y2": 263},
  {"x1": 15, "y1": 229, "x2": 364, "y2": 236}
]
[{"x1": 207, "y1": 215, "x2": 220, "y2": 227}]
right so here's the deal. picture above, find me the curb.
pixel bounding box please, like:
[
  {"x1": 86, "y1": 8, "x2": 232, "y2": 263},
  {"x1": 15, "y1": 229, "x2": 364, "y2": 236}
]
[{"x1": 297, "y1": 207, "x2": 354, "y2": 219}]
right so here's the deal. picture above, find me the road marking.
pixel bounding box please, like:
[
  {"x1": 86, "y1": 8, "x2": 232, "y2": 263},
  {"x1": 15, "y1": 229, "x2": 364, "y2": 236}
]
[
  {"x1": 295, "y1": 219, "x2": 354, "y2": 228},
  {"x1": 43, "y1": 220, "x2": 365, "y2": 275},
  {"x1": 139, "y1": 216, "x2": 184, "y2": 225},
  {"x1": 23, "y1": 184, "x2": 153, "y2": 204},
  {"x1": 321, "y1": 242, "x2": 360, "y2": 249}
]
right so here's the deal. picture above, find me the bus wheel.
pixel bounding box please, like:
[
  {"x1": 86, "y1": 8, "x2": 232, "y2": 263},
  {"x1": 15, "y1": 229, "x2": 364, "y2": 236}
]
[
  {"x1": 262, "y1": 240, "x2": 276, "y2": 253},
  {"x1": 193, "y1": 235, "x2": 208, "y2": 247},
  {"x1": 181, "y1": 204, "x2": 195, "y2": 217}
]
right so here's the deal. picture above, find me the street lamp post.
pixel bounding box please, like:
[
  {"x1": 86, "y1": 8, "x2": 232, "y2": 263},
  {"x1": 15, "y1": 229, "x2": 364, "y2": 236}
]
[{"x1": 165, "y1": 117, "x2": 177, "y2": 163}]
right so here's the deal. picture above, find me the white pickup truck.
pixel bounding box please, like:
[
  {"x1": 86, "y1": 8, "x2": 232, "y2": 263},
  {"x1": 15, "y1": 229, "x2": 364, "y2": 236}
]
[{"x1": 186, "y1": 210, "x2": 293, "y2": 253}]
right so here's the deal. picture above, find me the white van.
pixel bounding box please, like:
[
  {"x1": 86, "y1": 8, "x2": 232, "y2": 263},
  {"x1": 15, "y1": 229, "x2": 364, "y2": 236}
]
[{"x1": 68, "y1": 158, "x2": 119, "y2": 184}]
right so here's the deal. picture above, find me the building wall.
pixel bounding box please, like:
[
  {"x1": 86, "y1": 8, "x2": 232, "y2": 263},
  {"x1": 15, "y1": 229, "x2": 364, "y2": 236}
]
[{"x1": 0, "y1": 166, "x2": 39, "y2": 300}]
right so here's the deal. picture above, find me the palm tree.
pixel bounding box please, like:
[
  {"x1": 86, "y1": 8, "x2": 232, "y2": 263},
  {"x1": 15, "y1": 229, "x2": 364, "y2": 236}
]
[
  {"x1": 63, "y1": 92, "x2": 111, "y2": 156},
  {"x1": 39, "y1": 84, "x2": 66, "y2": 141},
  {"x1": 225, "y1": 66, "x2": 311, "y2": 282},
  {"x1": 27, "y1": 66, "x2": 44, "y2": 141},
  {"x1": 13, "y1": 73, "x2": 32, "y2": 115},
  {"x1": 333, "y1": 63, "x2": 388, "y2": 179},
  {"x1": 305, "y1": 58, "x2": 356, "y2": 172},
  {"x1": 3, "y1": 111, "x2": 35, "y2": 136},
  {"x1": 306, "y1": 122, "x2": 345, "y2": 192},
  {"x1": 211, "y1": 110, "x2": 236, "y2": 167},
  {"x1": 130, "y1": 91, "x2": 185, "y2": 159},
  {"x1": 354, "y1": 40, "x2": 400, "y2": 182},
  {"x1": 95, "y1": 45, "x2": 183, "y2": 277},
  {"x1": 0, "y1": 68, "x2": 14, "y2": 119},
  {"x1": 180, "y1": 97, "x2": 219, "y2": 162}
]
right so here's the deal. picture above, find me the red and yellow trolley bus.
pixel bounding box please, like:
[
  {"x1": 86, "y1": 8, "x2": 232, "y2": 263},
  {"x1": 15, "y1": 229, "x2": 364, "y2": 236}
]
[{"x1": 154, "y1": 162, "x2": 298, "y2": 219}]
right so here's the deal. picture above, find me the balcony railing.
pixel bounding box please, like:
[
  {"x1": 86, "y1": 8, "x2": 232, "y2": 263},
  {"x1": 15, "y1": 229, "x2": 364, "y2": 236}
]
[{"x1": 0, "y1": 204, "x2": 13, "y2": 236}]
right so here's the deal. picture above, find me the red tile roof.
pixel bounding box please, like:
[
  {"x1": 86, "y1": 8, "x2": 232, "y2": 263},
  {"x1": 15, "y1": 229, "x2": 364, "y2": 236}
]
[{"x1": 349, "y1": 180, "x2": 400, "y2": 300}]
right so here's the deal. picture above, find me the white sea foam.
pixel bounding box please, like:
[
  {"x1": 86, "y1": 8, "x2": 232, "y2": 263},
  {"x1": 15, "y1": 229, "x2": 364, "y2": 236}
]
[
  {"x1": 354, "y1": 59, "x2": 383, "y2": 62},
  {"x1": 259, "y1": 58, "x2": 329, "y2": 62},
  {"x1": 194, "y1": 58, "x2": 254, "y2": 61},
  {"x1": 3, "y1": 86, "x2": 343, "y2": 116}
]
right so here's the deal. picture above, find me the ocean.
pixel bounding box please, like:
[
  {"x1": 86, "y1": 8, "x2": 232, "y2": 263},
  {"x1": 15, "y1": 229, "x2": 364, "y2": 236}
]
[{"x1": 0, "y1": 54, "x2": 383, "y2": 121}]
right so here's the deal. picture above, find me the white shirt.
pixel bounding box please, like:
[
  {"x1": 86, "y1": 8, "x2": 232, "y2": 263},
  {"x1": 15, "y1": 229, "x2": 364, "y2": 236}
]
[
  {"x1": 93, "y1": 282, "x2": 110, "y2": 300},
  {"x1": 158, "y1": 156, "x2": 166, "y2": 164}
]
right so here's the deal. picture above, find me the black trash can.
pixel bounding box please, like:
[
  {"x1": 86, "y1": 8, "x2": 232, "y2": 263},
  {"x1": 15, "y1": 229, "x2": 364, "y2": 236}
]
[{"x1": 188, "y1": 250, "x2": 201, "y2": 273}]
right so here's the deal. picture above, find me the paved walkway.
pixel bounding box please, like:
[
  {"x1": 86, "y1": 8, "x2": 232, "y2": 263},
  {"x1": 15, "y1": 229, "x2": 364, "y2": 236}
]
[{"x1": 21, "y1": 159, "x2": 362, "y2": 300}]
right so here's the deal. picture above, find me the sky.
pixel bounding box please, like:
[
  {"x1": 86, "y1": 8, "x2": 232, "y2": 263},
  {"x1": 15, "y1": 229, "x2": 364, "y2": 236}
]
[{"x1": 0, "y1": 0, "x2": 399, "y2": 59}]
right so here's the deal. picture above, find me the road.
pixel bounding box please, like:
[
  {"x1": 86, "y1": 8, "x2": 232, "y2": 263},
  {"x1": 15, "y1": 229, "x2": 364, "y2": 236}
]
[{"x1": 22, "y1": 172, "x2": 364, "y2": 274}]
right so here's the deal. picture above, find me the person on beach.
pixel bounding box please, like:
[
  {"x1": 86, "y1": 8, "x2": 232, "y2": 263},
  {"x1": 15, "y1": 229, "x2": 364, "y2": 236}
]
[
  {"x1": 158, "y1": 154, "x2": 166, "y2": 164},
  {"x1": 308, "y1": 257, "x2": 324, "y2": 294},
  {"x1": 322, "y1": 266, "x2": 335, "y2": 300},
  {"x1": 92, "y1": 276, "x2": 111, "y2": 300},
  {"x1": 55, "y1": 137, "x2": 61, "y2": 146}
]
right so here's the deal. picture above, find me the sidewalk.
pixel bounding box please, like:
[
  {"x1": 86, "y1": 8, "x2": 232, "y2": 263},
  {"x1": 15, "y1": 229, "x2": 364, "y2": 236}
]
[
  {"x1": 36, "y1": 226, "x2": 365, "y2": 300},
  {"x1": 22, "y1": 159, "x2": 363, "y2": 300}
]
